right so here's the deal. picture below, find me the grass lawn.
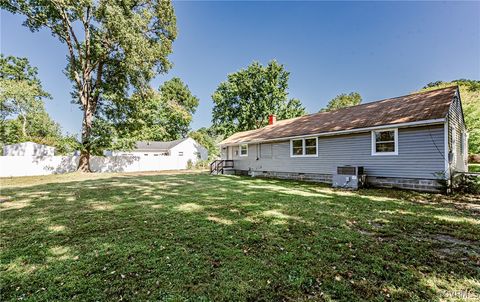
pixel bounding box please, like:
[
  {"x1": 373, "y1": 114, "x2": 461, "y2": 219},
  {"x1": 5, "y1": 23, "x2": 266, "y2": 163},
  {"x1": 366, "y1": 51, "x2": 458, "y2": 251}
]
[
  {"x1": 1, "y1": 172, "x2": 479, "y2": 301},
  {"x1": 469, "y1": 164, "x2": 480, "y2": 173}
]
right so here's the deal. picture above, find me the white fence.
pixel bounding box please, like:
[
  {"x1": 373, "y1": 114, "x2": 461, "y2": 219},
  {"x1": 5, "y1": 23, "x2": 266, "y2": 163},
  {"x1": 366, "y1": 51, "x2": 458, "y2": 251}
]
[{"x1": 0, "y1": 155, "x2": 195, "y2": 177}]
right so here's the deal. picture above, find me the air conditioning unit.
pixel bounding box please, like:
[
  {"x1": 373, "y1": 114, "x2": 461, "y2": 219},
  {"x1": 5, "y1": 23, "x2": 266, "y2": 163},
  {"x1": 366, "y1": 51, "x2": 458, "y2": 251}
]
[{"x1": 332, "y1": 166, "x2": 366, "y2": 190}]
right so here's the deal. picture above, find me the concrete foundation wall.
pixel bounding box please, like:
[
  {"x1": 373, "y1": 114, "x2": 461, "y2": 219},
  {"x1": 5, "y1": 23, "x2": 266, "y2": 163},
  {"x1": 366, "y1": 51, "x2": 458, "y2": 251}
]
[
  {"x1": 367, "y1": 176, "x2": 443, "y2": 192},
  {"x1": 233, "y1": 169, "x2": 444, "y2": 193}
]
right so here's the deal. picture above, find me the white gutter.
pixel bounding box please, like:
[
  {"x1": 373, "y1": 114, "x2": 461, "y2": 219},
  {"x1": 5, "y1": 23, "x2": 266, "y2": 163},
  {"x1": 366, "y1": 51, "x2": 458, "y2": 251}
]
[{"x1": 220, "y1": 118, "x2": 446, "y2": 146}]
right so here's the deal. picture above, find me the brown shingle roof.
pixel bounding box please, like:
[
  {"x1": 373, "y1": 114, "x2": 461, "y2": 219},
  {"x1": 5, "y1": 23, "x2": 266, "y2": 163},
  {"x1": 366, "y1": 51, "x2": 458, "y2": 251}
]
[{"x1": 220, "y1": 86, "x2": 457, "y2": 145}]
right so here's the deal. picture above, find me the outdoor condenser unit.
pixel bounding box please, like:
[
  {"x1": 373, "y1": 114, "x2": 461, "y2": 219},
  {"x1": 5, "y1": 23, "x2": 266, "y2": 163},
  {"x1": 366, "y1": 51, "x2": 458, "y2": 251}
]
[{"x1": 332, "y1": 166, "x2": 366, "y2": 190}]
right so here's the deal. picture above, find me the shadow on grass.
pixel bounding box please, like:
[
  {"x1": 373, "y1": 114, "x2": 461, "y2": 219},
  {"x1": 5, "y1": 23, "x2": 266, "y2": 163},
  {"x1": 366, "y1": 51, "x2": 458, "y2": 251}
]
[{"x1": 1, "y1": 173, "x2": 479, "y2": 301}]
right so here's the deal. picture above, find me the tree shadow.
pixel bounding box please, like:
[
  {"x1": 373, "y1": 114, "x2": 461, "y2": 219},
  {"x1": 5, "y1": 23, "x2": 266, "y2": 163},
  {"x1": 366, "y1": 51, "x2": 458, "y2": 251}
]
[{"x1": 1, "y1": 173, "x2": 479, "y2": 301}]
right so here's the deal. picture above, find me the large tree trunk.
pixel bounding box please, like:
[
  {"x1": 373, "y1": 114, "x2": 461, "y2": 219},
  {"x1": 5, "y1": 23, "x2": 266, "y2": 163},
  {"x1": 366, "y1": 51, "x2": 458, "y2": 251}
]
[
  {"x1": 77, "y1": 100, "x2": 93, "y2": 172},
  {"x1": 77, "y1": 149, "x2": 90, "y2": 172}
]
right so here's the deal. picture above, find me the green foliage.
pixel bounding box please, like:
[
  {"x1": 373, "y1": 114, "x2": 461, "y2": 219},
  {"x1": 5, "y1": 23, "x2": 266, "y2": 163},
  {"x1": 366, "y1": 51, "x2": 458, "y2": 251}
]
[
  {"x1": 419, "y1": 80, "x2": 480, "y2": 155},
  {"x1": 194, "y1": 159, "x2": 210, "y2": 170},
  {"x1": 189, "y1": 127, "x2": 221, "y2": 160},
  {"x1": 0, "y1": 119, "x2": 22, "y2": 146},
  {"x1": 320, "y1": 92, "x2": 362, "y2": 112},
  {"x1": 0, "y1": 54, "x2": 78, "y2": 153},
  {"x1": 212, "y1": 60, "x2": 306, "y2": 137},
  {"x1": 468, "y1": 164, "x2": 480, "y2": 173},
  {"x1": 158, "y1": 77, "x2": 199, "y2": 139},
  {"x1": 92, "y1": 78, "x2": 199, "y2": 153},
  {"x1": 454, "y1": 173, "x2": 480, "y2": 194},
  {"x1": 186, "y1": 159, "x2": 194, "y2": 170},
  {"x1": 2, "y1": 0, "x2": 177, "y2": 170},
  {"x1": 0, "y1": 54, "x2": 51, "y2": 137}
]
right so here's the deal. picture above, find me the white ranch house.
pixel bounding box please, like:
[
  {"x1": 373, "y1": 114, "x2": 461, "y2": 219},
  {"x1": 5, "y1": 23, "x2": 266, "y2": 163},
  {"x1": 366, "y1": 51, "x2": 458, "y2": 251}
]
[{"x1": 104, "y1": 137, "x2": 208, "y2": 161}]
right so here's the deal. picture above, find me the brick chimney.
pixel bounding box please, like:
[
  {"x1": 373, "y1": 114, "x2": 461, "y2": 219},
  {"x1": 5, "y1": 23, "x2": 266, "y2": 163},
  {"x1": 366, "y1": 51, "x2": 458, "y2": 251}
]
[{"x1": 268, "y1": 114, "x2": 277, "y2": 125}]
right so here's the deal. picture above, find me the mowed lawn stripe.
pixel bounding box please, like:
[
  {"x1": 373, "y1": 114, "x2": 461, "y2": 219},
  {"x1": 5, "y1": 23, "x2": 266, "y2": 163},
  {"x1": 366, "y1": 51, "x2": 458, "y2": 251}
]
[{"x1": 1, "y1": 172, "x2": 479, "y2": 301}]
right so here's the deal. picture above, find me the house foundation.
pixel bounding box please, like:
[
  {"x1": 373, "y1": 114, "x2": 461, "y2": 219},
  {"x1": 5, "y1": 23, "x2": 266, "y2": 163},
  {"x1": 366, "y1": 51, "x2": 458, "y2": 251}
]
[{"x1": 231, "y1": 170, "x2": 444, "y2": 193}]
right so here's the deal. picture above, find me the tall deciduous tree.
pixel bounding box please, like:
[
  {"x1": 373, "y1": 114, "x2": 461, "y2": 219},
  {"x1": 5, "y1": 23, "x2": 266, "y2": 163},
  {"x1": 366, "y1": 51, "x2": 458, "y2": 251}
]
[
  {"x1": 320, "y1": 92, "x2": 362, "y2": 112},
  {"x1": 420, "y1": 80, "x2": 480, "y2": 155},
  {"x1": 2, "y1": 0, "x2": 177, "y2": 171},
  {"x1": 212, "y1": 60, "x2": 306, "y2": 137}
]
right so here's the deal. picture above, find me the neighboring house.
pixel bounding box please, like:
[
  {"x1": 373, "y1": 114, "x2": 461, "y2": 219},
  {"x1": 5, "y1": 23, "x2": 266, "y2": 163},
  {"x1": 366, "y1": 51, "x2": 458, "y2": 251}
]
[
  {"x1": 104, "y1": 137, "x2": 208, "y2": 162},
  {"x1": 3, "y1": 142, "x2": 55, "y2": 156},
  {"x1": 218, "y1": 86, "x2": 468, "y2": 192}
]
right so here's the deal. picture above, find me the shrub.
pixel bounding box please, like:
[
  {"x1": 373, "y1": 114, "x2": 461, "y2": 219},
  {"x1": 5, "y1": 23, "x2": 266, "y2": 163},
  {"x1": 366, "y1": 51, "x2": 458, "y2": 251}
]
[
  {"x1": 454, "y1": 173, "x2": 480, "y2": 194},
  {"x1": 194, "y1": 160, "x2": 210, "y2": 170}
]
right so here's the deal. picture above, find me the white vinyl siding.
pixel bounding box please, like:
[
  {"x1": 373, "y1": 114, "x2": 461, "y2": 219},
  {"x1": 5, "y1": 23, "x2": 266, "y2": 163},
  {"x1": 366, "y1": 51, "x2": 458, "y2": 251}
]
[
  {"x1": 230, "y1": 125, "x2": 445, "y2": 179},
  {"x1": 447, "y1": 94, "x2": 468, "y2": 172}
]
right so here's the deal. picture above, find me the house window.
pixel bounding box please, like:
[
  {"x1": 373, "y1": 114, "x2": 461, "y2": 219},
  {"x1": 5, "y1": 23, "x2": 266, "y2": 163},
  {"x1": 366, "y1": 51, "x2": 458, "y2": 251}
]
[
  {"x1": 178, "y1": 152, "x2": 184, "y2": 156},
  {"x1": 290, "y1": 137, "x2": 318, "y2": 157},
  {"x1": 371, "y1": 129, "x2": 398, "y2": 156},
  {"x1": 240, "y1": 144, "x2": 248, "y2": 157}
]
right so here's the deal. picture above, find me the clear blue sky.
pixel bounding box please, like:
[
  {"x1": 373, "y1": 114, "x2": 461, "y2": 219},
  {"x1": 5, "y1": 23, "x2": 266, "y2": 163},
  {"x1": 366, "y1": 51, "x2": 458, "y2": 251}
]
[{"x1": 1, "y1": 1, "x2": 479, "y2": 136}]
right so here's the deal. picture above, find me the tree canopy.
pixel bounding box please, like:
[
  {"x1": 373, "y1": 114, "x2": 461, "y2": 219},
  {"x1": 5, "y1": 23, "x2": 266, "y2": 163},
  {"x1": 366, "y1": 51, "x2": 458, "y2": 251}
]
[
  {"x1": 0, "y1": 54, "x2": 51, "y2": 137},
  {"x1": 159, "y1": 77, "x2": 199, "y2": 140},
  {"x1": 91, "y1": 78, "x2": 199, "y2": 153},
  {"x1": 211, "y1": 60, "x2": 306, "y2": 137},
  {"x1": 0, "y1": 54, "x2": 79, "y2": 153},
  {"x1": 2, "y1": 0, "x2": 177, "y2": 170},
  {"x1": 189, "y1": 127, "x2": 222, "y2": 160},
  {"x1": 419, "y1": 80, "x2": 480, "y2": 155},
  {"x1": 320, "y1": 92, "x2": 362, "y2": 112}
]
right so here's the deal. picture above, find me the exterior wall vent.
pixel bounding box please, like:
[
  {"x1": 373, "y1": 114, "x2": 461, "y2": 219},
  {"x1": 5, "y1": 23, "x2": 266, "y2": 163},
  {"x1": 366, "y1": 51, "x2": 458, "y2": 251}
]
[{"x1": 337, "y1": 166, "x2": 364, "y2": 175}]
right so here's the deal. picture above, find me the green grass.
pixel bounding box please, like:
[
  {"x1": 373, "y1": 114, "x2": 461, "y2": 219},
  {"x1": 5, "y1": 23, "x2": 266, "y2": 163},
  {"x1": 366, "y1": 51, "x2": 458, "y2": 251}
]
[
  {"x1": 1, "y1": 172, "x2": 479, "y2": 301},
  {"x1": 469, "y1": 164, "x2": 480, "y2": 173}
]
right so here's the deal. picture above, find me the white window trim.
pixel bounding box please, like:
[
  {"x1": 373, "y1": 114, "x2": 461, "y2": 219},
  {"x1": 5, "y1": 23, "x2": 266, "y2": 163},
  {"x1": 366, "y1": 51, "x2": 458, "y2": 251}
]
[
  {"x1": 290, "y1": 137, "x2": 318, "y2": 157},
  {"x1": 371, "y1": 128, "x2": 398, "y2": 156},
  {"x1": 239, "y1": 144, "x2": 248, "y2": 157}
]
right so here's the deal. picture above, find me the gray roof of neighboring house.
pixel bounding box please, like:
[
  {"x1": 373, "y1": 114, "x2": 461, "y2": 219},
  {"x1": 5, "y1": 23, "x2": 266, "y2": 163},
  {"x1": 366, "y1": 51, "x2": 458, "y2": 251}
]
[{"x1": 134, "y1": 138, "x2": 189, "y2": 152}]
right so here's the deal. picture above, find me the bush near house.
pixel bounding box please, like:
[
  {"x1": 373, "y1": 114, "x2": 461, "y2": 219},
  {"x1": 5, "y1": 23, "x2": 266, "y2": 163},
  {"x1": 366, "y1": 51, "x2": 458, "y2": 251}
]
[{"x1": 1, "y1": 172, "x2": 479, "y2": 301}]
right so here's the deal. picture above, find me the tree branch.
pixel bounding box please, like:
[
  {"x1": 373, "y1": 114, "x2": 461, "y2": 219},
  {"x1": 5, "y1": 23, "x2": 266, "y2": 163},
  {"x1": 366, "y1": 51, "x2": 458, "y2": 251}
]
[
  {"x1": 49, "y1": 1, "x2": 87, "y2": 107},
  {"x1": 83, "y1": 6, "x2": 91, "y2": 72},
  {"x1": 92, "y1": 61, "x2": 104, "y2": 112}
]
